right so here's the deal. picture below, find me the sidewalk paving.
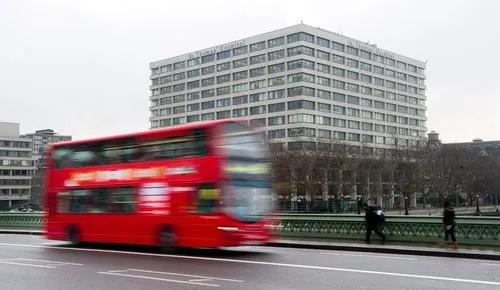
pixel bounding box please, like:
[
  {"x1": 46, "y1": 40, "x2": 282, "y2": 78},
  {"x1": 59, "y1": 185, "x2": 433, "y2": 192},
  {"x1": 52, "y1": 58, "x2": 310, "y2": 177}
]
[{"x1": 271, "y1": 239, "x2": 500, "y2": 261}]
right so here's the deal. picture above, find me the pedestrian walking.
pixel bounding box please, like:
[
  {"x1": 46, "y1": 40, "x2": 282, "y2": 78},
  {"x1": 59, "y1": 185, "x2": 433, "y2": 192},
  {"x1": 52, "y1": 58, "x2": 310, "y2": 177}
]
[
  {"x1": 442, "y1": 201, "x2": 458, "y2": 249},
  {"x1": 364, "y1": 200, "x2": 386, "y2": 244}
]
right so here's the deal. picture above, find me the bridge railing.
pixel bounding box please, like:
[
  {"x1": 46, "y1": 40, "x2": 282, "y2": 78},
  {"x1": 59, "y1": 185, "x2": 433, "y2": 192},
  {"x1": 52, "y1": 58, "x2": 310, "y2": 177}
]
[
  {"x1": 0, "y1": 213, "x2": 498, "y2": 247},
  {"x1": 270, "y1": 214, "x2": 500, "y2": 246}
]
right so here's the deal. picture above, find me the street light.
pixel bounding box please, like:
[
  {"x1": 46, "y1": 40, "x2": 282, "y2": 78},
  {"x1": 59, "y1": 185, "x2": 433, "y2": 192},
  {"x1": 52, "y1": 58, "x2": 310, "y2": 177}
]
[
  {"x1": 475, "y1": 194, "x2": 480, "y2": 215},
  {"x1": 404, "y1": 196, "x2": 409, "y2": 215}
]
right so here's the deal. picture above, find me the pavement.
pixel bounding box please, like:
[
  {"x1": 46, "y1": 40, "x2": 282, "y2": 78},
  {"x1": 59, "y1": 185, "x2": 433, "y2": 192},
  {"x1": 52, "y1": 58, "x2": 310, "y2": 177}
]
[{"x1": 0, "y1": 234, "x2": 499, "y2": 289}]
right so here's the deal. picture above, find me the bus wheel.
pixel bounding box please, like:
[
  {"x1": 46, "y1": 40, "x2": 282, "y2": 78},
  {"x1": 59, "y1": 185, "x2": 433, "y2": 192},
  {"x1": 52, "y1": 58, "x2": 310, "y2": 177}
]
[
  {"x1": 68, "y1": 226, "x2": 81, "y2": 247},
  {"x1": 159, "y1": 227, "x2": 177, "y2": 253}
]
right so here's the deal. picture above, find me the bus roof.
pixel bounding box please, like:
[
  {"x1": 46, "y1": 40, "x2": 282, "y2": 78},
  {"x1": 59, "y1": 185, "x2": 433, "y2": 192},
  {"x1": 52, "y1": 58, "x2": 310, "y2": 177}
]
[{"x1": 49, "y1": 119, "x2": 249, "y2": 149}]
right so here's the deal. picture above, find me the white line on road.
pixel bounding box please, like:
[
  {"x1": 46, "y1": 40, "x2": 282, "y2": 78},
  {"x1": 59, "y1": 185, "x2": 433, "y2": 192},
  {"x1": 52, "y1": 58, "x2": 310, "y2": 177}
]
[
  {"x1": 0, "y1": 261, "x2": 56, "y2": 268},
  {"x1": 0, "y1": 242, "x2": 499, "y2": 286},
  {"x1": 482, "y1": 263, "x2": 500, "y2": 267},
  {"x1": 98, "y1": 271, "x2": 220, "y2": 287},
  {"x1": 189, "y1": 278, "x2": 214, "y2": 282},
  {"x1": 16, "y1": 258, "x2": 83, "y2": 266},
  {"x1": 320, "y1": 252, "x2": 419, "y2": 260},
  {"x1": 128, "y1": 268, "x2": 244, "y2": 282}
]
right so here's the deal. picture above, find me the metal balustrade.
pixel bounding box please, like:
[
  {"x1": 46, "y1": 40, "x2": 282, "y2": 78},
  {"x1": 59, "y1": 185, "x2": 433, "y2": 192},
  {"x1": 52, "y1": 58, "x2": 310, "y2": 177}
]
[{"x1": 0, "y1": 213, "x2": 498, "y2": 247}]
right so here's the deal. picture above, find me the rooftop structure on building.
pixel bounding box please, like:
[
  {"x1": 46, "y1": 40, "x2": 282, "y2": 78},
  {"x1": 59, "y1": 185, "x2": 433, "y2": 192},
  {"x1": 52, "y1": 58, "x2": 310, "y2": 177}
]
[
  {"x1": 148, "y1": 23, "x2": 428, "y2": 154},
  {"x1": 21, "y1": 129, "x2": 72, "y2": 170},
  {"x1": 0, "y1": 122, "x2": 35, "y2": 209}
]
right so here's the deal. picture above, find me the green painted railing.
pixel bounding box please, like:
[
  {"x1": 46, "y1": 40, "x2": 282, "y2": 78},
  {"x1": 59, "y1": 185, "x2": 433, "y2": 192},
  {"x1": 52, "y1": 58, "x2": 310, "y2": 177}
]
[
  {"x1": 270, "y1": 214, "x2": 500, "y2": 246},
  {"x1": 0, "y1": 213, "x2": 499, "y2": 247}
]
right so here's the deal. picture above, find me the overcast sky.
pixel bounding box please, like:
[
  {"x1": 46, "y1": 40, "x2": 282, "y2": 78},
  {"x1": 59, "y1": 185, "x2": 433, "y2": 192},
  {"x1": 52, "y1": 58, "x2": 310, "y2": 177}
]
[{"x1": 1, "y1": 0, "x2": 498, "y2": 143}]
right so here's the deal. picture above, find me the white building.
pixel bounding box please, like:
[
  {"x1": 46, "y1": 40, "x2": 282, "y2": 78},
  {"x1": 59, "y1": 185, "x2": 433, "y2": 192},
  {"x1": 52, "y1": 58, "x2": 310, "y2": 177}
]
[
  {"x1": 148, "y1": 23, "x2": 428, "y2": 153},
  {"x1": 0, "y1": 122, "x2": 35, "y2": 209}
]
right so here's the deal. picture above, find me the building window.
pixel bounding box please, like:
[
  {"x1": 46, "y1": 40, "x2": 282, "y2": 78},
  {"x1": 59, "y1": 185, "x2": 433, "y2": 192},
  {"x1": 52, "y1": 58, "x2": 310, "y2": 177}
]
[
  {"x1": 268, "y1": 89, "x2": 285, "y2": 99},
  {"x1": 268, "y1": 63, "x2": 285, "y2": 74},
  {"x1": 187, "y1": 58, "x2": 200, "y2": 67},
  {"x1": 268, "y1": 116, "x2": 285, "y2": 126},
  {"x1": 250, "y1": 41, "x2": 266, "y2": 52},
  {"x1": 288, "y1": 100, "x2": 315, "y2": 110},
  {"x1": 217, "y1": 74, "x2": 231, "y2": 84},
  {"x1": 233, "y1": 46, "x2": 248, "y2": 56},
  {"x1": 250, "y1": 118, "x2": 266, "y2": 128},
  {"x1": 233, "y1": 58, "x2": 248, "y2": 69},
  {"x1": 187, "y1": 115, "x2": 200, "y2": 123},
  {"x1": 287, "y1": 32, "x2": 314, "y2": 44},
  {"x1": 232, "y1": 95, "x2": 248, "y2": 105},
  {"x1": 202, "y1": 77, "x2": 214, "y2": 87},
  {"x1": 287, "y1": 59, "x2": 314, "y2": 70},
  {"x1": 268, "y1": 50, "x2": 285, "y2": 60},
  {"x1": 187, "y1": 69, "x2": 200, "y2": 78},
  {"x1": 287, "y1": 46, "x2": 314, "y2": 57},
  {"x1": 202, "y1": 54, "x2": 215, "y2": 64},
  {"x1": 201, "y1": 66, "x2": 215, "y2": 75},
  {"x1": 250, "y1": 67, "x2": 266, "y2": 78},
  {"x1": 268, "y1": 37, "x2": 285, "y2": 48},
  {"x1": 250, "y1": 92, "x2": 267, "y2": 103},
  {"x1": 250, "y1": 79, "x2": 266, "y2": 90},
  {"x1": 233, "y1": 71, "x2": 248, "y2": 81},
  {"x1": 217, "y1": 50, "x2": 231, "y2": 60},
  {"x1": 232, "y1": 108, "x2": 248, "y2": 117},
  {"x1": 316, "y1": 63, "x2": 330, "y2": 74},
  {"x1": 216, "y1": 110, "x2": 231, "y2": 120},
  {"x1": 288, "y1": 127, "x2": 315, "y2": 137},
  {"x1": 173, "y1": 61, "x2": 185, "y2": 70},
  {"x1": 268, "y1": 76, "x2": 286, "y2": 87},
  {"x1": 268, "y1": 103, "x2": 286, "y2": 113},
  {"x1": 268, "y1": 129, "x2": 285, "y2": 139},
  {"x1": 201, "y1": 101, "x2": 215, "y2": 110},
  {"x1": 316, "y1": 50, "x2": 330, "y2": 61},
  {"x1": 232, "y1": 83, "x2": 248, "y2": 93},
  {"x1": 217, "y1": 62, "x2": 231, "y2": 72},
  {"x1": 201, "y1": 89, "x2": 215, "y2": 98},
  {"x1": 201, "y1": 113, "x2": 215, "y2": 121},
  {"x1": 250, "y1": 105, "x2": 266, "y2": 115}
]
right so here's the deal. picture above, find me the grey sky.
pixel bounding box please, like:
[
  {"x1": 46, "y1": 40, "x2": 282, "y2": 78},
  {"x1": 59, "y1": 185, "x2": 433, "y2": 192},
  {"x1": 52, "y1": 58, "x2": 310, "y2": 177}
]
[{"x1": 1, "y1": 0, "x2": 498, "y2": 142}]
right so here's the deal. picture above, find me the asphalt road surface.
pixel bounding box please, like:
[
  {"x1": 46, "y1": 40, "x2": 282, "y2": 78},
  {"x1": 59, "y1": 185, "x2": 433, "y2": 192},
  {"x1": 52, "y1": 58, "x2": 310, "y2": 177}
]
[{"x1": 0, "y1": 234, "x2": 499, "y2": 290}]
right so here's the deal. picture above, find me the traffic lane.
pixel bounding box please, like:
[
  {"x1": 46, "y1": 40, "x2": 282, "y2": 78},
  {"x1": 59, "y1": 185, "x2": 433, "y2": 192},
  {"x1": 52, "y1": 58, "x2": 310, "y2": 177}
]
[
  {"x1": 0, "y1": 248, "x2": 498, "y2": 290},
  {"x1": 1, "y1": 235, "x2": 500, "y2": 285},
  {"x1": 0, "y1": 238, "x2": 500, "y2": 289},
  {"x1": 5, "y1": 233, "x2": 500, "y2": 283}
]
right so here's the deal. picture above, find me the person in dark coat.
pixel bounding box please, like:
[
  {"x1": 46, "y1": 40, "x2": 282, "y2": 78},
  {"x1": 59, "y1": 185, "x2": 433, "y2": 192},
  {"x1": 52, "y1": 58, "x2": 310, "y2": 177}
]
[
  {"x1": 442, "y1": 201, "x2": 457, "y2": 248},
  {"x1": 364, "y1": 201, "x2": 386, "y2": 244}
]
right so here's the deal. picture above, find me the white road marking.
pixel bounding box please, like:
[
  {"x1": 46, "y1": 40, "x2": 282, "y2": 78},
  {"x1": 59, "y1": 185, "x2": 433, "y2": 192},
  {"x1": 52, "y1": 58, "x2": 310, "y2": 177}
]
[
  {"x1": 320, "y1": 252, "x2": 419, "y2": 260},
  {"x1": 98, "y1": 271, "x2": 219, "y2": 287},
  {"x1": 482, "y1": 263, "x2": 500, "y2": 267},
  {"x1": 0, "y1": 242, "x2": 499, "y2": 286},
  {"x1": 16, "y1": 258, "x2": 83, "y2": 266},
  {"x1": 0, "y1": 261, "x2": 56, "y2": 268},
  {"x1": 189, "y1": 278, "x2": 214, "y2": 282},
  {"x1": 128, "y1": 268, "x2": 244, "y2": 282}
]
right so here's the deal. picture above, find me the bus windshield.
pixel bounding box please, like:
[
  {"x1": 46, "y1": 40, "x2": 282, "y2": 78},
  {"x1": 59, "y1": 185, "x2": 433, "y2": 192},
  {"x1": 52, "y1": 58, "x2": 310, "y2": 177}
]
[{"x1": 220, "y1": 122, "x2": 273, "y2": 223}]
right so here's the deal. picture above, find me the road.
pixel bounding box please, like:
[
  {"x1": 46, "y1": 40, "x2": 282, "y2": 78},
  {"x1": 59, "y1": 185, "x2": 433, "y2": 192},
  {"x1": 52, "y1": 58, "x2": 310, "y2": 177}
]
[{"x1": 0, "y1": 234, "x2": 499, "y2": 289}]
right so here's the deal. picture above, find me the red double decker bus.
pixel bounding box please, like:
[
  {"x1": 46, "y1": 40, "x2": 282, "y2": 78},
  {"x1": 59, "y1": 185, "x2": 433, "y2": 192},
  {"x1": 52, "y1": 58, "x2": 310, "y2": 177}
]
[{"x1": 43, "y1": 120, "x2": 276, "y2": 251}]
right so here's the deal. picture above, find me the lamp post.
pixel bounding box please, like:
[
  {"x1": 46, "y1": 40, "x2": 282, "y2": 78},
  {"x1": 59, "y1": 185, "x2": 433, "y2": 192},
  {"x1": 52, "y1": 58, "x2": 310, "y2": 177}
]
[
  {"x1": 475, "y1": 194, "x2": 480, "y2": 215},
  {"x1": 404, "y1": 195, "x2": 409, "y2": 215}
]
